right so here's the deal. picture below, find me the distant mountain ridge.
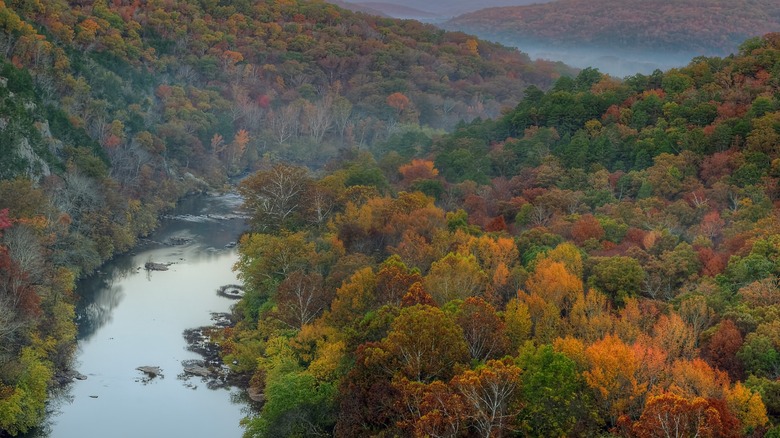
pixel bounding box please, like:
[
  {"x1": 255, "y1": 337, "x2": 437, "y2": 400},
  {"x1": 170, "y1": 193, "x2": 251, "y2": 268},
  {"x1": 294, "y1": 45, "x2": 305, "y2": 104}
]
[
  {"x1": 342, "y1": 2, "x2": 438, "y2": 19},
  {"x1": 446, "y1": 0, "x2": 780, "y2": 56},
  {"x1": 338, "y1": 0, "x2": 549, "y2": 21}
]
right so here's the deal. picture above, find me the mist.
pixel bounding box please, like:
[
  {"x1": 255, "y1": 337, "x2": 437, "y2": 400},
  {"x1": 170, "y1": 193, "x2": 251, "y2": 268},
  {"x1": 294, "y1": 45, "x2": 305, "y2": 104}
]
[{"x1": 515, "y1": 43, "x2": 709, "y2": 78}]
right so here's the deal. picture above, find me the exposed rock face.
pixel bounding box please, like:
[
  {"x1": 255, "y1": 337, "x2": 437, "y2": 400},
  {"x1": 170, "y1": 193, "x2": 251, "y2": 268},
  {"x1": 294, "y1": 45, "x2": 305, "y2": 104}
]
[{"x1": 247, "y1": 387, "x2": 265, "y2": 403}]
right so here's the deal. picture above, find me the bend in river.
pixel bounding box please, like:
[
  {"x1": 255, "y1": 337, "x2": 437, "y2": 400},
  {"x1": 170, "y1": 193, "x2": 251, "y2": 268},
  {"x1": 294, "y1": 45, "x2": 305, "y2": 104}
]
[{"x1": 27, "y1": 193, "x2": 253, "y2": 438}]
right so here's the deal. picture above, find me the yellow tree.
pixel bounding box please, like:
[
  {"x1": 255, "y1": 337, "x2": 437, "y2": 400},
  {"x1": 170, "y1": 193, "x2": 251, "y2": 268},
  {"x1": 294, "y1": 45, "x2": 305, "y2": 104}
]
[
  {"x1": 584, "y1": 334, "x2": 645, "y2": 425},
  {"x1": 651, "y1": 312, "x2": 697, "y2": 363},
  {"x1": 503, "y1": 298, "x2": 532, "y2": 352},
  {"x1": 545, "y1": 242, "x2": 583, "y2": 277},
  {"x1": 327, "y1": 267, "x2": 377, "y2": 329},
  {"x1": 424, "y1": 253, "x2": 486, "y2": 305},
  {"x1": 668, "y1": 358, "x2": 730, "y2": 400},
  {"x1": 568, "y1": 290, "x2": 613, "y2": 343},
  {"x1": 525, "y1": 258, "x2": 583, "y2": 316},
  {"x1": 726, "y1": 382, "x2": 768, "y2": 432},
  {"x1": 518, "y1": 291, "x2": 563, "y2": 344}
]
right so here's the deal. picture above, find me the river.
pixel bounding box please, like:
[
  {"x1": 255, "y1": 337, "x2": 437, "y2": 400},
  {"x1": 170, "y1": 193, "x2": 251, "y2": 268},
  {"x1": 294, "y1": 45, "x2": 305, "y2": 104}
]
[{"x1": 29, "y1": 193, "x2": 253, "y2": 438}]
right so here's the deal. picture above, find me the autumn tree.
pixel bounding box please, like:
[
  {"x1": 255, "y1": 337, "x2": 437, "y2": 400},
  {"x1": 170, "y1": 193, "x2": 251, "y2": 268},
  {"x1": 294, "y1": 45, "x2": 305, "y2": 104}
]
[
  {"x1": 678, "y1": 295, "x2": 715, "y2": 347},
  {"x1": 335, "y1": 342, "x2": 400, "y2": 437},
  {"x1": 668, "y1": 359, "x2": 730, "y2": 400},
  {"x1": 451, "y1": 359, "x2": 522, "y2": 438},
  {"x1": 584, "y1": 334, "x2": 645, "y2": 425},
  {"x1": 652, "y1": 312, "x2": 698, "y2": 362},
  {"x1": 375, "y1": 255, "x2": 423, "y2": 307},
  {"x1": 387, "y1": 92, "x2": 410, "y2": 115},
  {"x1": 568, "y1": 290, "x2": 613, "y2": 342},
  {"x1": 726, "y1": 382, "x2": 768, "y2": 433},
  {"x1": 274, "y1": 271, "x2": 330, "y2": 330},
  {"x1": 239, "y1": 164, "x2": 311, "y2": 232},
  {"x1": 503, "y1": 298, "x2": 532, "y2": 353},
  {"x1": 0, "y1": 348, "x2": 53, "y2": 435},
  {"x1": 394, "y1": 378, "x2": 466, "y2": 438},
  {"x1": 424, "y1": 252, "x2": 487, "y2": 305},
  {"x1": 401, "y1": 282, "x2": 437, "y2": 308},
  {"x1": 632, "y1": 392, "x2": 741, "y2": 438},
  {"x1": 525, "y1": 258, "x2": 583, "y2": 315},
  {"x1": 398, "y1": 159, "x2": 439, "y2": 188},
  {"x1": 327, "y1": 267, "x2": 377, "y2": 329},
  {"x1": 571, "y1": 214, "x2": 605, "y2": 245},
  {"x1": 455, "y1": 297, "x2": 509, "y2": 361},
  {"x1": 383, "y1": 305, "x2": 468, "y2": 382},
  {"x1": 703, "y1": 320, "x2": 744, "y2": 379},
  {"x1": 225, "y1": 128, "x2": 249, "y2": 170}
]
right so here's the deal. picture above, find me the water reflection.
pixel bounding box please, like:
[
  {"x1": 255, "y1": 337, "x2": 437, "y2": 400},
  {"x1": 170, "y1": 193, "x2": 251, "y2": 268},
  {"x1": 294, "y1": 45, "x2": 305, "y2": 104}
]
[{"x1": 78, "y1": 284, "x2": 124, "y2": 342}]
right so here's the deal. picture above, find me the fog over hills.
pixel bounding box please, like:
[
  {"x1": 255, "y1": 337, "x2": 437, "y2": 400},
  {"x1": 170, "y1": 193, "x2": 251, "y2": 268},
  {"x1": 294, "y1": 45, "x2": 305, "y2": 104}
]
[
  {"x1": 338, "y1": 0, "x2": 550, "y2": 22},
  {"x1": 444, "y1": 0, "x2": 780, "y2": 76}
]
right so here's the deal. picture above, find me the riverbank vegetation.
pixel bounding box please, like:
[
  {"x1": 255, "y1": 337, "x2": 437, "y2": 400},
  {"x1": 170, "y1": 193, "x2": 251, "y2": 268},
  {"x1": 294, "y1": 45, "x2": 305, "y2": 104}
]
[
  {"x1": 227, "y1": 34, "x2": 780, "y2": 436},
  {"x1": 0, "y1": 0, "x2": 568, "y2": 435}
]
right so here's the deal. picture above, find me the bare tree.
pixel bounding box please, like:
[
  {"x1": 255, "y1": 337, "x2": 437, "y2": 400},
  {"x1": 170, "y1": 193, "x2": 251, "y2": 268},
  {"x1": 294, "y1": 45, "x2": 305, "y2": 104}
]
[
  {"x1": 302, "y1": 96, "x2": 333, "y2": 144},
  {"x1": 238, "y1": 164, "x2": 311, "y2": 231},
  {"x1": 2, "y1": 225, "x2": 44, "y2": 283},
  {"x1": 331, "y1": 96, "x2": 352, "y2": 145},
  {"x1": 268, "y1": 103, "x2": 301, "y2": 146},
  {"x1": 51, "y1": 171, "x2": 103, "y2": 228},
  {"x1": 276, "y1": 271, "x2": 329, "y2": 329}
]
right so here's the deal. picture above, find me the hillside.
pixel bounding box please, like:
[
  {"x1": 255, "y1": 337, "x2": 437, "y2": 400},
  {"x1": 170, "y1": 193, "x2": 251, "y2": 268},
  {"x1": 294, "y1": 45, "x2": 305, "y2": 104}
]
[
  {"x1": 446, "y1": 0, "x2": 780, "y2": 56},
  {"x1": 0, "y1": 0, "x2": 572, "y2": 434},
  {"x1": 223, "y1": 33, "x2": 780, "y2": 436}
]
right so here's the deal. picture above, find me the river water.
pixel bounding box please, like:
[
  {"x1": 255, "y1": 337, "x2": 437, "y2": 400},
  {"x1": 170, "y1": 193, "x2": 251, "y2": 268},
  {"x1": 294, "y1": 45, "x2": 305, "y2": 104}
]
[{"x1": 31, "y1": 193, "x2": 252, "y2": 438}]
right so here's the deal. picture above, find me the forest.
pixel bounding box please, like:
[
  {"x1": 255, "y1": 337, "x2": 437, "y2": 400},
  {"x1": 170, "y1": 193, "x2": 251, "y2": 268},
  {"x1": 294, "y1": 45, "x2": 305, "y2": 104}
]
[
  {"x1": 446, "y1": 0, "x2": 780, "y2": 57},
  {"x1": 0, "y1": 0, "x2": 567, "y2": 435},
  {"x1": 224, "y1": 34, "x2": 780, "y2": 437},
  {"x1": 2, "y1": 0, "x2": 780, "y2": 437}
]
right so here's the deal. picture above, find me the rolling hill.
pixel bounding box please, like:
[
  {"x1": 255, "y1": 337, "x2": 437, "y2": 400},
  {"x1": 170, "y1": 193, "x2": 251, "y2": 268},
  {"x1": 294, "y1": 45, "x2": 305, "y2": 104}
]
[
  {"x1": 338, "y1": 0, "x2": 551, "y2": 22},
  {"x1": 446, "y1": 0, "x2": 780, "y2": 56},
  {"x1": 0, "y1": 0, "x2": 573, "y2": 434}
]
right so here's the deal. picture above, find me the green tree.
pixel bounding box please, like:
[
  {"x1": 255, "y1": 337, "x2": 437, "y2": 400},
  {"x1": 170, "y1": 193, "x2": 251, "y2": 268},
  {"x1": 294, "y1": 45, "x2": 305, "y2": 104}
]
[
  {"x1": 245, "y1": 370, "x2": 337, "y2": 437},
  {"x1": 517, "y1": 344, "x2": 596, "y2": 437},
  {"x1": 588, "y1": 256, "x2": 645, "y2": 306}
]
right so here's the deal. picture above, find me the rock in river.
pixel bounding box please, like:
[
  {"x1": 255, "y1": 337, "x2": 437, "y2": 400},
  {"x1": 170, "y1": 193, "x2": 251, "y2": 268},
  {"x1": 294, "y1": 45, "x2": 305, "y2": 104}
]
[
  {"x1": 136, "y1": 366, "x2": 163, "y2": 378},
  {"x1": 184, "y1": 365, "x2": 211, "y2": 377},
  {"x1": 144, "y1": 262, "x2": 170, "y2": 271}
]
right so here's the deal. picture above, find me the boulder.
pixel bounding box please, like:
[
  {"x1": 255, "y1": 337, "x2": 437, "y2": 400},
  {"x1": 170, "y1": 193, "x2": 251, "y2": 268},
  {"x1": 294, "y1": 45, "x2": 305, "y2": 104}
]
[
  {"x1": 136, "y1": 366, "x2": 162, "y2": 378},
  {"x1": 247, "y1": 387, "x2": 265, "y2": 403},
  {"x1": 144, "y1": 262, "x2": 170, "y2": 271},
  {"x1": 183, "y1": 365, "x2": 211, "y2": 377}
]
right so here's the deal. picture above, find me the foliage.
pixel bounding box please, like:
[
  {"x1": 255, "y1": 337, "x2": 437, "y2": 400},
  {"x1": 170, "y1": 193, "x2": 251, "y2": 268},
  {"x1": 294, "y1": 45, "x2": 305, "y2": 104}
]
[{"x1": 224, "y1": 31, "x2": 780, "y2": 438}]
